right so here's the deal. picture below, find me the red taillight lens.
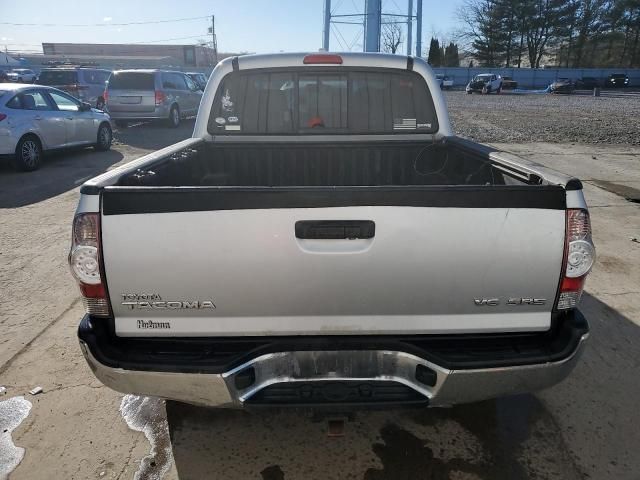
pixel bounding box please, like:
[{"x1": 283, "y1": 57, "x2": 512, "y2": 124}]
[
  {"x1": 103, "y1": 89, "x2": 109, "y2": 103},
  {"x1": 0, "y1": 113, "x2": 6, "y2": 122},
  {"x1": 69, "y1": 213, "x2": 111, "y2": 317},
  {"x1": 155, "y1": 90, "x2": 166, "y2": 105},
  {"x1": 555, "y1": 209, "x2": 595, "y2": 310},
  {"x1": 303, "y1": 54, "x2": 343, "y2": 64}
]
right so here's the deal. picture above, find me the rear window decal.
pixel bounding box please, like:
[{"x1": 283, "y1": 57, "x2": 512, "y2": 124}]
[{"x1": 393, "y1": 118, "x2": 417, "y2": 130}]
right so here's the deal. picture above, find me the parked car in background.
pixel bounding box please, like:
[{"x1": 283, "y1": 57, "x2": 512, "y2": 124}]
[
  {"x1": 576, "y1": 77, "x2": 599, "y2": 89},
  {"x1": 435, "y1": 74, "x2": 453, "y2": 90},
  {"x1": 6, "y1": 69, "x2": 37, "y2": 83},
  {"x1": 187, "y1": 72, "x2": 208, "y2": 90},
  {"x1": 37, "y1": 67, "x2": 112, "y2": 109},
  {"x1": 0, "y1": 83, "x2": 112, "y2": 171},
  {"x1": 606, "y1": 73, "x2": 629, "y2": 88},
  {"x1": 0, "y1": 69, "x2": 9, "y2": 82},
  {"x1": 466, "y1": 73, "x2": 502, "y2": 94},
  {"x1": 105, "y1": 69, "x2": 203, "y2": 128},
  {"x1": 550, "y1": 78, "x2": 575, "y2": 94},
  {"x1": 501, "y1": 76, "x2": 518, "y2": 89}
]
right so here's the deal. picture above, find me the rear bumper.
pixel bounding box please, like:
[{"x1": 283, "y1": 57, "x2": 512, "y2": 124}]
[
  {"x1": 106, "y1": 106, "x2": 170, "y2": 120},
  {"x1": 78, "y1": 312, "x2": 589, "y2": 408}
]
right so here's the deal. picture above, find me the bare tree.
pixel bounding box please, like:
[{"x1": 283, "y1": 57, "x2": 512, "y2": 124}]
[{"x1": 382, "y1": 21, "x2": 404, "y2": 54}]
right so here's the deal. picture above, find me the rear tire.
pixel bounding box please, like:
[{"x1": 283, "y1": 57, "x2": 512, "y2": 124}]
[
  {"x1": 94, "y1": 123, "x2": 112, "y2": 151},
  {"x1": 13, "y1": 135, "x2": 42, "y2": 172},
  {"x1": 168, "y1": 105, "x2": 180, "y2": 128},
  {"x1": 497, "y1": 85, "x2": 502, "y2": 94}
]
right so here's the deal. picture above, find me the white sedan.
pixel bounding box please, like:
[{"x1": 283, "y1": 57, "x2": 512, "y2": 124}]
[
  {"x1": 0, "y1": 83, "x2": 112, "y2": 171},
  {"x1": 466, "y1": 74, "x2": 503, "y2": 94},
  {"x1": 6, "y1": 69, "x2": 37, "y2": 83}
]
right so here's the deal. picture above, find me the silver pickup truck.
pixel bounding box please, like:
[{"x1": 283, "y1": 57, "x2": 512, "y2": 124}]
[{"x1": 71, "y1": 53, "x2": 594, "y2": 409}]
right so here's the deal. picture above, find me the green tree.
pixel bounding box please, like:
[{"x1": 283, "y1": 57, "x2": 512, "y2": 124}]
[
  {"x1": 444, "y1": 42, "x2": 461, "y2": 66},
  {"x1": 458, "y1": 0, "x2": 508, "y2": 66},
  {"x1": 427, "y1": 37, "x2": 443, "y2": 66}
]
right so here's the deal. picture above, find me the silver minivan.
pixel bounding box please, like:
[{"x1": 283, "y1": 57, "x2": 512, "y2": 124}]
[
  {"x1": 37, "y1": 67, "x2": 112, "y2": 110},
  {"x1": 105, "y1": 69, "x2": 203, "y2": 128}
]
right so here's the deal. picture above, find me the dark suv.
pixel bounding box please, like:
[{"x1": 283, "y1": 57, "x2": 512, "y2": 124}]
[
  {"x1": 37, "y1": 67, "x2": 112, "y2": 109},
  {"x1": 606, "y1": 74, "x2": 629, "y2": 88}
]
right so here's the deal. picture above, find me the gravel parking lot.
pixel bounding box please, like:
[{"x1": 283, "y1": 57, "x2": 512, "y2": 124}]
[
  {"x1": 1, "y1": 92, "x2": 639, "y2": 480},
  {"x1": 446, "y1": 90, "x2": 640, "y2": 145}
]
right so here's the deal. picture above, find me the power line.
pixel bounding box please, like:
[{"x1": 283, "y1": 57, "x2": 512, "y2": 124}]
[
  {"x1": 4, "y1": 36, "x2": 210, "y2": 50},
  {"x1": 0, "y1": 15, "x2": 209, "y2": 28}
]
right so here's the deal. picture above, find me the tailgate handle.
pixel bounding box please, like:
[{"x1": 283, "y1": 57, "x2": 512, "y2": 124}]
[{"x1": 295, "y1": 220, "x2": 375, "y2": 240}]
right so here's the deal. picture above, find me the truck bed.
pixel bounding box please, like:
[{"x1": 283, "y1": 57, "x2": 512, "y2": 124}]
[{"x1": 116, "y1": 139, "x2": 530, "y2": 188}]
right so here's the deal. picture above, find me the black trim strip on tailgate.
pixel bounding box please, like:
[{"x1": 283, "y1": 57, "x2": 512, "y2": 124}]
[
  {"x1": 102, "y1": 185, "x2": 566, "y2": 215},
  {"x1": 78, "y1": 310, "x2": 588, "y2": 374}
]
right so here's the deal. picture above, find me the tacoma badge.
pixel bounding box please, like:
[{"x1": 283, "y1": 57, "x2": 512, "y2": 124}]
[{"x1": 122, "y1": 300, "x2": 216, "y2": 310}]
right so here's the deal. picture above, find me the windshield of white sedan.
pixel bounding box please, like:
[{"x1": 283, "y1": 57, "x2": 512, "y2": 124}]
[{"x1": 209, "y1": 69, "x2": 438, "y2": 134}]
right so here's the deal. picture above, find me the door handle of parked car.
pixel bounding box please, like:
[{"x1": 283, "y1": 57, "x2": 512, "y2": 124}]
[{"x1": 295, "y1": 220, "x2": 375, "y2": 239}]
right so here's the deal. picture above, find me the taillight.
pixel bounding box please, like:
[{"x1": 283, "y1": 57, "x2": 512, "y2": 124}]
[
  {"x1": 303, "y1": 54, "x2": 343, "y2": 64},
  {"x1": 0, "y1": 113, "x2": 6, "y2": 122},
  {"x1": 155, "y1": 90, "x2": 166, "y2": 105},
  {"x1": 69, "y1": 213, "x2": 111, "y2": 317},
  {"x1": 555, "y1": 209, "x2": 595, "y2": 310},
  {"x1": 103, "y1": 89, "x2": 109, "y2": 103}
]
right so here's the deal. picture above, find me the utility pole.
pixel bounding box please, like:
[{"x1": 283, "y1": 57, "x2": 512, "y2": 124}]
[
  {"x1": 415, "y1": 0, "x2": 422, "y2": 57},
  {"x1": 211, "y1": 15, "x2": 218, "y2": 65},
  {"x1": 364, "y1": 0, "x2": 381, "y2": 52},
  {"x1": 406, "y1": 0, "x2": 413, "y2": 56},
  {"x1": 323, "y1": 0, "x2": 331, "y2": 51}
]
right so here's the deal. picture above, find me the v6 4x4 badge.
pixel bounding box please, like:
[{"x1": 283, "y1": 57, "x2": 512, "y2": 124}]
[{"x1": 474, "y1": 298, "x2": 546, "y2": 306}]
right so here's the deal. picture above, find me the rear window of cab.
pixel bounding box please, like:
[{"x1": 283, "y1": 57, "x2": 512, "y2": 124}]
[
  {"x1": 208, "y1": 68, "x2": 438, "y2": 135},
  {"x1": 108, "y1": 72, "x2": 155, "y2": 90}
]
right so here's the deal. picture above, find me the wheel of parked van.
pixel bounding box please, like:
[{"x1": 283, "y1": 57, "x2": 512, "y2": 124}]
[
  {"x1": 95, "y1": 123, "x2": 112, "y2": 152},
  {"x1": 497, "y1": 85, "x2": 502, "y2": 94},
  {"x1": 168, "y1": 105, "x2": 180, "y2": 128},
  {"x1": 14, "y1": 135, "x2": 42, "y2": 172}
]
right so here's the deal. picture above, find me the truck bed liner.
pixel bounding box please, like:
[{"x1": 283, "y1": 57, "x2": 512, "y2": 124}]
[{"x1": 116, "y1": 141, "x2": 530, "y2": 188}]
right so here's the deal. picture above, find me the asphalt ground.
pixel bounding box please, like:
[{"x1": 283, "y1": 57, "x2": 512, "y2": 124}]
[{"x1": 1, "y1": 91, "x2": 639, "y2": 480}]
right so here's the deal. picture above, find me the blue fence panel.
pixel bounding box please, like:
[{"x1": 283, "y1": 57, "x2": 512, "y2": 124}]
[{"x1": 432, "y1": 67, "x2": 640, "y2": 89}]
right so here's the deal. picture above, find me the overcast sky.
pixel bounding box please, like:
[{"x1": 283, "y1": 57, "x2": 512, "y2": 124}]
[{"x1": 1, "y1": 0, "x2": 461, "y2": 55}]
